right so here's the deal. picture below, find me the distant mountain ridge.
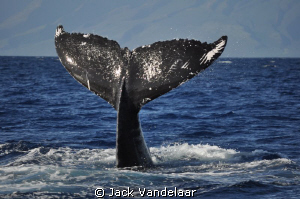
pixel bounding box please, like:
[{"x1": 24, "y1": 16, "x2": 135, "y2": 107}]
[{"x1": 0, "y1": 0, "x2": 299, "y2": 57}]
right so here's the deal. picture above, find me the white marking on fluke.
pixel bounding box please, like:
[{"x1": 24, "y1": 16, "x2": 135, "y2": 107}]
[
  {"x1": 87, "y1": 79, "x2": 90, "y2": 90},
  {"x1": 66, "y1": 56, "x2": 75, "y2": 65},
  {"x1": 142, "y1": 98, "x2": 151, "y2": 104},
  {"x1": 55, "y1": 26, "x2": 64, "y2": 37},
  {"x1": 114, "y1": 66, "x2": 121, "y2": 78},
  {"x1": 170, "y1": 59, "x2": 182, "y2": 71},
  {"x1": 200, "y1": 39, "x2": 226, "y2": 65},
  {"x1": 181, "y1": 60, "x2": 190, "y2": 69},
  {"x1": 86, "y1": 73, "x2": 91, "y2": 90},
  {"x1": 138, "y1": 52, "x2": 162, "y2": 81}
]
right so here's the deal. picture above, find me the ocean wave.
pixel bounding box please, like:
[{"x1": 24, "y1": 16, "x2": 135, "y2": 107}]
[
  {"x1": 150, "y1": 143, "x2": 238, "y2": 164},
  {"x1": 1, "y1": 142, "x2": 290, "y2": 168},
  {"x1": 218, "y1": 60, "x2": 232, "y2": 64},
  {"x1": 6, "y1": 146, "x2": 115, "y2": 167},
  {"x1": 263, "y1": 64, "x2": 277, "y2": 68},
  {"x1": 0, "y1": 141, "x2": 298, "y2": 197}
]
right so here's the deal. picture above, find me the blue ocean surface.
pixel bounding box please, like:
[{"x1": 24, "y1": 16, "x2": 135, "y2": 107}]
[{"x1": 0, "y1": 56, "x2": 299, "y2": 198}]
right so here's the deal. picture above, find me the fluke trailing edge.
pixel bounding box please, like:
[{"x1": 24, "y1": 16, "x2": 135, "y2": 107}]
[{"x1": 55, "y1": 25, "x2": 227, "y2": 168}]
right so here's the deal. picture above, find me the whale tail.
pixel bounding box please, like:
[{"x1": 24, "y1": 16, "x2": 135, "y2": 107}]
[{"x1": 55, "y1": 25, "x2": 227, "y2": 167}]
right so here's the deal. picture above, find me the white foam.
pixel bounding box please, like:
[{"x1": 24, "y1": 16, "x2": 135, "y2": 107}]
[
  {"x1": 0, "y1": 144, "x2": 296, "y2": 195},
  {"x1": 150, "y1": 143, "x2": 238, "y2": 164},
  {"x1": 6, "y1": 147, "x2": 116, "y2": 168},
  {"x1": 235, "y1": 158, "x2": 293, "y2": 169}
]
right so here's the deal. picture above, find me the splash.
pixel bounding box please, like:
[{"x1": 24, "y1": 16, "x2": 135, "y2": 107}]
[
  {"x1": 150, "y1": 143, "x2": 238, "y2": 164},
  {"x1": 0, "y1": 143, "x2": 297, "y2": 197}
]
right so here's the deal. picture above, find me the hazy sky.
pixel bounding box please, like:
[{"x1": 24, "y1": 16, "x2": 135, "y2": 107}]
[{"x1": 0, "y1": 0, "x2": 299, "y2": 57}]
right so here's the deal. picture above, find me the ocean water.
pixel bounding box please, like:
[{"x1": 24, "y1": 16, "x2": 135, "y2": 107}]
[{"x1": 0, "y1": 56, "x2": 299, "y2": 198}]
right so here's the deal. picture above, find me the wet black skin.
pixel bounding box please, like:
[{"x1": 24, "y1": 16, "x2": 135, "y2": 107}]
[
  {"x1": 55, "y1": 25, "x2": 227, "y2": 168},
  {"x1": 116, "y1": 81, "x2": 153, "y2": 167}
]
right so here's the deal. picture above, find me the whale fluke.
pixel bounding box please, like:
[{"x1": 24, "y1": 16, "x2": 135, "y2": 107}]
[{"x1": 55, "y1": 25, "x2": 227, "y2": 168}]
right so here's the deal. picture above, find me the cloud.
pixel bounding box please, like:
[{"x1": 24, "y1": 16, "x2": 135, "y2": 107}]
[
  {"x1": 13, "y1": 25, "x2": 46, "y2": 38},
  {"x1": 0, "y1": 0, "x2": 42, "y2": 29},
  {"x1": 74, "y1": 2, "x2": 86, "y2": 12}
]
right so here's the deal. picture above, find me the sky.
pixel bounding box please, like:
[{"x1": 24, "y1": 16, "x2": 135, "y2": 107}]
[{"x1": 0, "y1": 0, "x2": 299, "y2": 57}]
